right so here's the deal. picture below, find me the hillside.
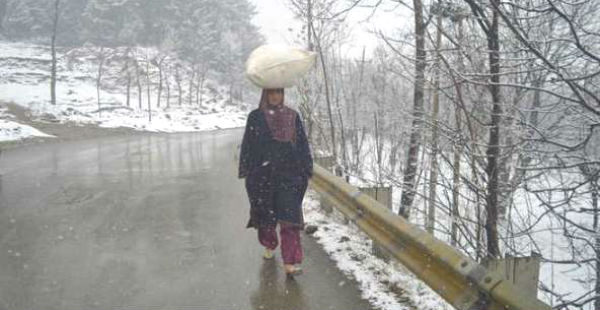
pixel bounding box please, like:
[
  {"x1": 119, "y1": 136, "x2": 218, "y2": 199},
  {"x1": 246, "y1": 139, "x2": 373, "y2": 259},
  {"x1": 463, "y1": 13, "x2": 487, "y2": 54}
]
[{"x1": 0, "y1": 41, "x2": 251, "y2": 142}]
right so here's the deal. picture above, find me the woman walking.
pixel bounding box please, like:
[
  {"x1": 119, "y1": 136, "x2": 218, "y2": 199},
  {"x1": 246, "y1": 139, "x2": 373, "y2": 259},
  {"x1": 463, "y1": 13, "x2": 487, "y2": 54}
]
[{"x1": 238, "y1": 88, "x2": 313, "y2": 276}]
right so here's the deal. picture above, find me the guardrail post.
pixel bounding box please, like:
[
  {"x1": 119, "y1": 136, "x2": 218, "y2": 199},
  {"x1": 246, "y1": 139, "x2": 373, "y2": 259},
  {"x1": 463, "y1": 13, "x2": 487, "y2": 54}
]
[
  {"x1": 315, "y1": 155, "x2": 335, "y2": 214},
  {"x1": 359, "y1": 186, "x2": 393, "y2": 262},
  {"x1": 483, "y1": 254, "x2": 541, "y2": 300},
  {"x1": 314, "y1": 155, "x2": 335, "y2": 171}
]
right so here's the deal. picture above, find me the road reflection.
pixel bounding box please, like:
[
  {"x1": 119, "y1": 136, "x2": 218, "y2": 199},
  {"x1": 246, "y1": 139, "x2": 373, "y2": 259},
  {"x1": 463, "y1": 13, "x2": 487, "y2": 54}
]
[{"x1": 250, "y1": 259, "x2": 307, "y2": 310}]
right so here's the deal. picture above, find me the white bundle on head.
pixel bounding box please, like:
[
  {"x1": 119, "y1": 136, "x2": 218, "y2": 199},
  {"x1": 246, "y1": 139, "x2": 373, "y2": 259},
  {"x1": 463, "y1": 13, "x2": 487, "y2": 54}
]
[{"x1": 245, "y1": 44, "x2": 317, "y2": 89}]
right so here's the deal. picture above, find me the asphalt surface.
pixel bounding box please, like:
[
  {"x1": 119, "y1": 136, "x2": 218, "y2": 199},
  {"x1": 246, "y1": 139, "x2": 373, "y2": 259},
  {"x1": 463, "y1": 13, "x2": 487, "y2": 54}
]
[{"x1": 0, "y1": 129, "x2": 374, "y2": 310}]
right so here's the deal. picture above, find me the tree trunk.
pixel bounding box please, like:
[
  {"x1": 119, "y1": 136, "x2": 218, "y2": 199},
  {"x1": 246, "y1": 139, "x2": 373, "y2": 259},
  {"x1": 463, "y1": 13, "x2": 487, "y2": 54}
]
[
  {"x1": 156, "y1": 60, "x2": 163, "y2": 109},
  {"x1": 165, "y1": 67, "x2": 170, "y2": 109},
  {"x1": 353, "y1": 47, "x2": 366, "y2": 173},
  {"x1": 399, "y1": 0, "x2": 426, "y2": 219},
  {"x1": 196, "y1": 65, "x2": 206, "y2": 109},
  {"x1": 135, "y1": 58, "x2": 142, "y2": 110},
  {"x1": 593, "y1": 179, "x2": 600, "y2": 310},
  {"x1": 196, "y1": 71, "x2": 202, "y2": 110},
  {"x1": 427, "y1": 11, "x2": 443, "y2": 235},
  {"x1": 126, "y1": 62, "x2": 131, "y2": 107},
  {"x1": 307, "y1": 0, "x2": 313, "y2": 51},
  {"x1": 338, "y1": 107, "x2": 347, "y2": 177},
  {"x1": 50, "y1": 0, "x2": 60, "y2": 106},
  {"x1": 125, "y1": 49, "x2": 131, "y2": 107},
  {"x1": 374, "y1": 112, "x2": 382, "y2": 182},
  {"x1": 451, "y1": 17, "x2": 466, "y2": 245},
  {"x1": 333, "y1": 43, "x2": 345, "y2": 176},
  {"x1": 146, "y1": 58, "x2": 152, "y2": 122},
  {"x1": 450, "y1": 125, "x2": 461, "y2": 245},
  {"x1": 96, "y1": 47, "x2": 105, "y2": 118},
  {"x1": 484, "y1": 0, "x2": 501, "y2": 258},
  {"x1": 175, "y1": 66, "x2": 182, "y2": 106},
  {"x1": 390, "y1": 140, "x2": 400, "y2": 174},
  {"x1": 451, "y1": 119, "x2": 462, "y2": 245},
  {"x1": 188, "y1": 65, "x2": 196, "y2": 105}
]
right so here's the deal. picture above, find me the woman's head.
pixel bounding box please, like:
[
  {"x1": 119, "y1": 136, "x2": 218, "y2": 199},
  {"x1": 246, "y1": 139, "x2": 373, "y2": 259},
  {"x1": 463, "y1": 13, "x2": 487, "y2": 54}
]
[
  {"x1": 259, "y1": 88, "x2": 296, "y2": 143},
  {"x1": 265, "y1": 88, "x2": 284, "y2": 107}
]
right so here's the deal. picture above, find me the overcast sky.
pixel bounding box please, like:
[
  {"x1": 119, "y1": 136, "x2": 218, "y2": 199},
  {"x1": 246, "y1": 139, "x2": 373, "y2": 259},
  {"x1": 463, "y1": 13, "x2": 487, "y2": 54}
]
[{"x1": 249, "y1": 0, "x2": 410, "y2": 59}]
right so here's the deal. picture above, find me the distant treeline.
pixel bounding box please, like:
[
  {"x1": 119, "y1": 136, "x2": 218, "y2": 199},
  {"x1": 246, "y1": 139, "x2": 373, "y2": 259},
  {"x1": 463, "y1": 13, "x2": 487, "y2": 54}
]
[{"x1": 0, "y1": 0, "x2": 264, "y2": 70}]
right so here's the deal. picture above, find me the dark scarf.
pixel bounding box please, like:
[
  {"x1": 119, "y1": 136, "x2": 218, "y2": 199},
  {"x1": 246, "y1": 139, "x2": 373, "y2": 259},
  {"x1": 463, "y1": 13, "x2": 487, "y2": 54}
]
[{"x1": 259, "y1": 89, "x2": 296, "y2": 143}]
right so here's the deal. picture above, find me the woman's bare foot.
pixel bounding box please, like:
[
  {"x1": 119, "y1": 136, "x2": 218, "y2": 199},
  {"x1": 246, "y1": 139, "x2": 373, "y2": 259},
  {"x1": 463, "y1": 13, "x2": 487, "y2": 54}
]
[{"x1": 284, "y1": 264, "x2": 303, "y2": 276}]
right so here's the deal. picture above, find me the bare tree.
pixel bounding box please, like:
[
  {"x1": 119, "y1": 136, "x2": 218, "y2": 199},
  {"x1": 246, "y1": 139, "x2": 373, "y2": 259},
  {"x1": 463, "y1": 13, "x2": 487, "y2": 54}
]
[
  {"x1": 165, "y1": 64, "x2": 171, "y2": 108},
  {"x1": 399, "y1": 0, "x2": 426, "y2": 219},
  {"x1": 188, "y1": 65, "x2": 195, "y2": 106},
  {"x1": 121, "y1": 47, "x2": 133, "y2": 107},
  {"x1": 95, "y1": 47, "x2": 107, "y2": 117},
  {"x1": 133, "y1": 51, "x2": 142, "y2": 110},
  {"x1": 50, "y1": 0, "x2": 61, "y2": 106},
  {"x1": 195, "y1": 62, "x2": 208, "y2": 108},
  {"x1": 426, "y1": 2, "x2": 445, "y2": 234},
  {"x1": 152, "y1": 55, "x2": 168, "y2": 109},
  {"x1": 145, "y1": 52, "x2": 152, "y2": 122}
]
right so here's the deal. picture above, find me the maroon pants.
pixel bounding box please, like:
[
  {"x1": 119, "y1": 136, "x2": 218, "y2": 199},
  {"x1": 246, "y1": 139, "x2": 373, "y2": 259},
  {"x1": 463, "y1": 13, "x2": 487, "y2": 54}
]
[{"x1": 258, "y1": 223, "x2": 303, "y2": 265}]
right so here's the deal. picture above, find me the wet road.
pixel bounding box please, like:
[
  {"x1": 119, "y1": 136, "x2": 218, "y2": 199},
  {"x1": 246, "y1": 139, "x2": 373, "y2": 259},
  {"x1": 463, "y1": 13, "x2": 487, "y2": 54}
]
[{"x1": 0, "y1": 130, "x2": 374, "y2": 310}]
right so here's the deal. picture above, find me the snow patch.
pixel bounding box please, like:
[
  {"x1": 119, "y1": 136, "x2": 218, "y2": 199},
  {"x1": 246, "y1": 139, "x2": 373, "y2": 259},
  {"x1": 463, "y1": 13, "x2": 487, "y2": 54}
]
[
  {"x1": 0, "y1": 106, "x2": 53, "y2": 142},
  {"x1": 303, "y1": 192, "x2": 450, "y2": 310}
]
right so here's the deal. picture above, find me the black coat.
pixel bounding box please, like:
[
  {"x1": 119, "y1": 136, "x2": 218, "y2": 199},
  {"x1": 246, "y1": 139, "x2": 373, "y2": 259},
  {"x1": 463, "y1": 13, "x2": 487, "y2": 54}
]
[{"x1": 238, "y1": 108, "x2": 313, "y2": 229}]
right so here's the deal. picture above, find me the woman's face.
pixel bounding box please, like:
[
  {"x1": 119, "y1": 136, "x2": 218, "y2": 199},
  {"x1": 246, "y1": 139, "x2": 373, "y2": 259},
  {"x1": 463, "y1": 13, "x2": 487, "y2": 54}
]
[{"x1": 266, "y1": 89, "x2": 283, "y2": 106}]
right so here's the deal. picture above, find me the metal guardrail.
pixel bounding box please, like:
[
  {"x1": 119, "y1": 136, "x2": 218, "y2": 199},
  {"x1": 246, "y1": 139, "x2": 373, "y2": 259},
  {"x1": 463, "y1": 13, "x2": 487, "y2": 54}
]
[{"x1": 309, "y1": 164, "x2": 552, "y2": 310}]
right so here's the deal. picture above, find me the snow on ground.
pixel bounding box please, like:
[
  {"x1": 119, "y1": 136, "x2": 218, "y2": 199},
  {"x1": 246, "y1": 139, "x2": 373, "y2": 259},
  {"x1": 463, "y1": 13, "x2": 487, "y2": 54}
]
[
  {"x1": 0, "y1": 41, "x2": 250, "y2": 134},
  {"x1": 0, "y1": 106, "x2": 54, "y2": 142},
  {"x1": 303, "y1": 192, "x2": 450, "y2": 310}
]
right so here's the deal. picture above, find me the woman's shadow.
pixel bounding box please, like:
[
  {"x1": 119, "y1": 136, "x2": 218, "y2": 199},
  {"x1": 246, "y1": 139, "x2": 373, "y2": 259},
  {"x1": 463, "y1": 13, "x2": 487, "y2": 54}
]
[{"x1": 250, "y1": 259, "x2": 307, "y2": 310}]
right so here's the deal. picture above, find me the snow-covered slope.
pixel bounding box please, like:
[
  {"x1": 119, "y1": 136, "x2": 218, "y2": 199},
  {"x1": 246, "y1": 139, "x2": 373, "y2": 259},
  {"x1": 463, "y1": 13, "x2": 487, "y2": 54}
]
[{"x1": 0, "y1": 41, "x2": 250, "y2": 141}]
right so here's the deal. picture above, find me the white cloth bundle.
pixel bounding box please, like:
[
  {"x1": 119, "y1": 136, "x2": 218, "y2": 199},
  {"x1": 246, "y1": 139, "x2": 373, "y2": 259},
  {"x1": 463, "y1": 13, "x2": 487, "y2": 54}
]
[{"x1": 245, "y1": 44, "x2": 317, "y2": 89}]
